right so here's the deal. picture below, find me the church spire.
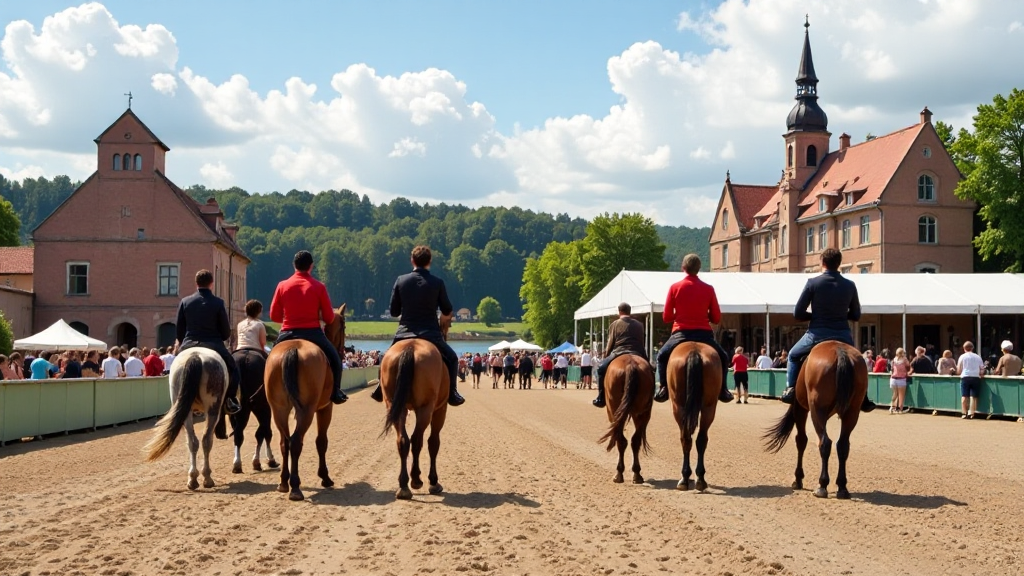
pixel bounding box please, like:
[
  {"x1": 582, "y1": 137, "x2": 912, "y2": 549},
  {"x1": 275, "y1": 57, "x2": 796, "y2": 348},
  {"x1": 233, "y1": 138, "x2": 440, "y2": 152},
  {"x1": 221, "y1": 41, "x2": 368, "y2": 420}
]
[{"x1": 786, "y1": 17, "x2": 827, "y2": 133}]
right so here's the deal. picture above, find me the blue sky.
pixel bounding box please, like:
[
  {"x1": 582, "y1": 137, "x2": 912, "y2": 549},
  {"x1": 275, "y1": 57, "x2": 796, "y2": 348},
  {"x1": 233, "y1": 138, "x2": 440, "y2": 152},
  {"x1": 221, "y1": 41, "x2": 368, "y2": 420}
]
[{"x1": 1, "y1": 1, "x2": 1023, "y2": 226}]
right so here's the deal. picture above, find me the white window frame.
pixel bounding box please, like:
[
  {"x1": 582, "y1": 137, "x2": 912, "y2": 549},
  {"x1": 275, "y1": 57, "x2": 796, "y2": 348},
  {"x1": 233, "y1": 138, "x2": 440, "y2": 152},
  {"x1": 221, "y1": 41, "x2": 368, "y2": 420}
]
[
  {"x1": 845, "y1": 193, "x2": 853, "y2": 206},
  {"x1": 859, "y1": 215, "x2": 871, "y2": 245},
  {"x1": 805, "y1": 227, "x2": 814, "y2": 254},
  {"x1": 158, "y1": 262, "x2": 181, "y2": 296},
  {"x1": 918, "y1": 215, "x2": 938, "y2": 244},
  {"x1": 67, "y1": 261, "x2": 89, "y2": 295},
  {"x1": 918, "y1": 174, "x2": 936, "y2": 202},
  {"x1": 915, "y1": 262, "x2": 941, "y2": 273},
  {"x1": 763, "y1": 234, "x2": 771, "y2": 261},
  {"x1": 780, "y1": 226, "x2": 787, "y2": 255},
  {"x1": 841, "y1": 219, "x2": 851, "y2": 248},
  {"x1": 752, "y1": 237, "x2": 761, "y2": 262},
  {"x1": 722, "y1": 209, "x2": 729, "y2": 231},
  {"x1": 722, "y1": 244, "x2": 729, "y2": 268},
  {"x1": 818, "y1": 223, "x2": 828, "y2": 251},
  {"x1": 818, "y1": 197, "x2": 827, "y2": 213}
]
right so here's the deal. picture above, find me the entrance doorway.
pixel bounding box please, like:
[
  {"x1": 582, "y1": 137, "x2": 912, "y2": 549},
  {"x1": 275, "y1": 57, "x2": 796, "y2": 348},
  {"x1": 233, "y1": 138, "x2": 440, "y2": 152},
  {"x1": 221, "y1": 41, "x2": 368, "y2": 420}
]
[
  {"x1": 912, "y1": 324, "x2": 940, "y2": 353},
  {"x1": 115, "y1": 323, "x2": 138, "y2": 348},
  {"x1": 156, "y1": 323, "x2": 176, "y2": 349}
]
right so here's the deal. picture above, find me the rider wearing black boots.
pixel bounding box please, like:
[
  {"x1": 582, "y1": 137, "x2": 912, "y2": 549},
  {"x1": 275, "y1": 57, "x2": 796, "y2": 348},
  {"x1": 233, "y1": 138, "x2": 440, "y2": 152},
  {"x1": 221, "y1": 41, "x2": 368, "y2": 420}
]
[{"x1": 592, "y1": 302, "x2": 649, "y2": 408}]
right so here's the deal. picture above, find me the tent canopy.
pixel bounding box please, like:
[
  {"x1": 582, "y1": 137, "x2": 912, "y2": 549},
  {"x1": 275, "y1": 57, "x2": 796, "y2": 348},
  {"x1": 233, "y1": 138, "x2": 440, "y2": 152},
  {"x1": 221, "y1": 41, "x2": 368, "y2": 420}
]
[
  {"x1": 488, "y1": 340, "x2": 512, "y2": 351},
  {"x1": 575, "y1": 271, "x2": 1024, "y2": 320},
  {"x1": 14, "y1": 319, "x2": 109, "y2": 351},
  {"x1": 508, "y1": 339, "x2": 543, "y2": 351},
  {"x1": 547, "y1": 341, "x2": 579, "y2": 354}
]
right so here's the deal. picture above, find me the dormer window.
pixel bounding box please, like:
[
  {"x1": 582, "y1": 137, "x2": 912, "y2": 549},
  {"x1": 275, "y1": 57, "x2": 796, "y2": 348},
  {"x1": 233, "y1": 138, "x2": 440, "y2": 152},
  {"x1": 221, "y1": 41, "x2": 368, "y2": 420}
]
[
  {"x1": 818, "y1": 197, "x2": 827, "y2": 213},
  {"x1": 113, "y1": 154, "x2": 121, "y2": 171},
  {"x1": 845, "y1": 193, "x2": 853, "y2": 206}
]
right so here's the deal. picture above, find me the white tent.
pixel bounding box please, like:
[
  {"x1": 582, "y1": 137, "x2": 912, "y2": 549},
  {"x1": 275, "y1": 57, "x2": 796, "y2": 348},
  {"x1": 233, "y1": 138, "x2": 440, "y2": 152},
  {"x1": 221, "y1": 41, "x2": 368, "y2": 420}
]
[
  {"x1": 488, "y1": 340, "x2": 512, "y2": 351},
  {"x1": 508, "y1": 339, "x2": 543, "y2": 351},
  {"x1": 14, "y1": 319, "x2": 109, "y2": 351}
]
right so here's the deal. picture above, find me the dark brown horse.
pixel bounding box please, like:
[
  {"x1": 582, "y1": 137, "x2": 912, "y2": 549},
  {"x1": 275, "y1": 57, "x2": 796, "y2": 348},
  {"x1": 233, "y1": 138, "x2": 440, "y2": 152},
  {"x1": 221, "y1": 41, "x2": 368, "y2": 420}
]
[
  {"x1": 667, "y1": 342, "x2": 723, "y2": 492},
  {"x1": 265, "y1": 304, "x2": 346, "y2": 501},
  {"x1": 379, "y1": 314, "x2": 452, "y2": 500},
  {"x1": 763, "y1": 341, "x2": 868, "y2": 499},
  {"x1": 598, "y1": 354, "x2": 654, "y2": 484},
  {"x1": 230, "y1": 348, "x2": 278, "y2": 473}
]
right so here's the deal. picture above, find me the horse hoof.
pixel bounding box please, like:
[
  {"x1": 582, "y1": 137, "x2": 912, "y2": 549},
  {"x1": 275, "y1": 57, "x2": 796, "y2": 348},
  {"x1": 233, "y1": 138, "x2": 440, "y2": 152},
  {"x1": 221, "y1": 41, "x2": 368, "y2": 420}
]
[
  {"x1": 836, "y1": 489, "x2": 851, "y2": 500},
  {"x1": 632, "y1": 474, "x2": 644, "y2": 485},
  {"x1": 268, "y1": 459, "x2": 280, "y2": 469},
  {"x1": 792, "y1": 481, "x2": 803, "y2": 490},
  {"x1": 321, "y1": 478, "x2": 335, "y2": 488},
  {"x1": 203, "y1": 478, "x2": 216, "y2": 489},
  {"x1": 252, "y1": 460, "x2": 263, "y2": 472},
  {"x1": 677, "y1": 480, "x2": 690, "y2": 491},
  {"x1": 396, "y1": 488, "x2": 413, "y2": 500},
  {"x1": 289, "y1": 491, "x2": 304, "y2": 501},
  {"x1": 695, "y1": 479, "x2": 708, "y2": 492},
  {"x1": 813, "y1": 488, "x2": 828, "y2": 499},
  {"x1": 187, "y1": 479, "x2": 199, "y2": 491},
  {"x1": 277, "y1": 484, "x2": 289, "y2": 493},
  {"x1": 232, "y1": 463, "x2": 243, "y2": 474},
  {"x1": 428, "y1": 483, "x2": 443, "y2": 495},
  {"x1": 613, "y1": 474, "x2": 624, "y2": 484},
  {"x1": 410, "y1": 478, "x2": 424, "y2": 490}
]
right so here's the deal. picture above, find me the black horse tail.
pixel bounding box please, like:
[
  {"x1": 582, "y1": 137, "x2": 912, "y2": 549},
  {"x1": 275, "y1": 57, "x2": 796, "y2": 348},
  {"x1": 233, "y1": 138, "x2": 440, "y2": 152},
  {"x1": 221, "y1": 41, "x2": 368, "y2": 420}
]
[
  {"x1": 762, "y1": 402, "x2": 797, "y2": 454},
  {"x1": 683, "y1": 350, "x2": 704, "y2": 435},
  {"x1": 382, "y1": 347, "x2": 415, "y2": 436},
  {"x1": 144, "y1": 353, "x2": 202, "y2": 461},
  {"x1": 835, "y1": 345, "x2": 854, "y2": 415},
  {"x1": 282, "y1": 347, "x2": 301, "y2": 411}
]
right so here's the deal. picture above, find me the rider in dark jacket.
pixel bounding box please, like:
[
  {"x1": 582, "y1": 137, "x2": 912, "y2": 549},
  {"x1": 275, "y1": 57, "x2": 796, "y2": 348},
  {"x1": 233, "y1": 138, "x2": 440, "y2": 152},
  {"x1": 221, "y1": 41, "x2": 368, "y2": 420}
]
[
  {"x1": 592, "y1": 302, "x2": 650, "y2": 408},
  {"x1": 176, "y1": 269, "x2": 241, "y2": 415}
]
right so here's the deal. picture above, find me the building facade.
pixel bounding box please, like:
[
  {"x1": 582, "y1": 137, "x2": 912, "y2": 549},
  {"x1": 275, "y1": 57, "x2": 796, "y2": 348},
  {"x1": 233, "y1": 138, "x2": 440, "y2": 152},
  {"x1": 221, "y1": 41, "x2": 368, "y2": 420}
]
[
  {"x1": 709, "y1": 22, "x2": 974, "y2": 275},
  {"x1": 32, "y1": 109, "x2": 248, "y2": 349}
]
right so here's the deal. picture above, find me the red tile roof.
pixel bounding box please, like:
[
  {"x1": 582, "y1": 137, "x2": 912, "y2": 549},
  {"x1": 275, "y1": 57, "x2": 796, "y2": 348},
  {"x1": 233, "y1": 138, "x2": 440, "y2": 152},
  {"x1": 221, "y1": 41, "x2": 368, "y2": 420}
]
[
  {"x1": 729, "y1": 183, "x2": 778, "y2": 230},
  {"x1": 0, "y1": 247, "x2": 33, "y2": 274},
  {"x1": 797, "y1": 123, "x2": 924, "y2": 219}
]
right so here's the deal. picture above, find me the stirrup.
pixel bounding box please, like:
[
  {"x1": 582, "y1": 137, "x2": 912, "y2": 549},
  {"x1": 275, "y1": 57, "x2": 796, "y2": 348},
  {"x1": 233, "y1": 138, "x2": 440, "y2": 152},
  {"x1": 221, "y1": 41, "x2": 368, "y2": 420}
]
[
  {"x1": 780, "y1": 387, "x2": 796, "y2": 405},
  {"x1": 224, "y1": 397, "x2": 241, "y2": 415},
  {"x1": 653, "y1": 387, "x2": 668, "y2": 403},
  {"x1": 592, "y1": 395, "x2": 606, "y2": 408}
]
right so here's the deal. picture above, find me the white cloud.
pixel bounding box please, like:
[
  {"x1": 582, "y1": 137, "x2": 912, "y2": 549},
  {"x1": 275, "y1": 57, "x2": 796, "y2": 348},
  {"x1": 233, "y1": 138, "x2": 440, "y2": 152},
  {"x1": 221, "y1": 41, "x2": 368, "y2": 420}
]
[
  {"x1": 0, "y1": 162, "x2": 45, "y2": 181},
  {"x1": 2, "y1": 1, "x2": 1024, "y2": 227}
]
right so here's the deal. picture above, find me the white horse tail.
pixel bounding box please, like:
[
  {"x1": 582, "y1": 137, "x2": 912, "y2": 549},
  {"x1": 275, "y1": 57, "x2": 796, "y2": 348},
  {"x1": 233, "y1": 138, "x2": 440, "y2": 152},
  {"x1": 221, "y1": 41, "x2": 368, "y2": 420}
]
[{"x1": 145, "y1": 353, "x2": 203, "y2": 461}]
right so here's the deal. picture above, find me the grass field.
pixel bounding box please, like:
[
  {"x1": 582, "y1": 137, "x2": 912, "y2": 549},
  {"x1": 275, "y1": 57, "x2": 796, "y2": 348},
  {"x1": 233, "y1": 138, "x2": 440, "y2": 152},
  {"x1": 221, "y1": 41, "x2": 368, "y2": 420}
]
[{"x1": 265, "y1": 320, "x2": 526, "y2": 339}]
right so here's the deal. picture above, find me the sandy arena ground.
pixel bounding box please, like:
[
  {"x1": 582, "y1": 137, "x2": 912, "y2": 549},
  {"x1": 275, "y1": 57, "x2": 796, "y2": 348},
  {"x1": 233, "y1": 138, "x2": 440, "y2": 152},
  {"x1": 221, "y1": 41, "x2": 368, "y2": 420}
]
[{"x1": 1, "y1": 384, "x2": 1022, "y2": 576}]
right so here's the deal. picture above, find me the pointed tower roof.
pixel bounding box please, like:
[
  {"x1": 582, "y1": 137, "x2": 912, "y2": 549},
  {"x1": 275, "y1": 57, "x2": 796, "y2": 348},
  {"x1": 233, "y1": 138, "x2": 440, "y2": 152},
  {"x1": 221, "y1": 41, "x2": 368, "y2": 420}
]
[
  {"x1": 786, "y1": 17, "x2": 828, "y2": 133},
  {"x1": 796, "y1": 17, "x2": 818, "y2": 84},
  {"x1": 94, "y1": 108, "x2": 170, "y2": 151}
]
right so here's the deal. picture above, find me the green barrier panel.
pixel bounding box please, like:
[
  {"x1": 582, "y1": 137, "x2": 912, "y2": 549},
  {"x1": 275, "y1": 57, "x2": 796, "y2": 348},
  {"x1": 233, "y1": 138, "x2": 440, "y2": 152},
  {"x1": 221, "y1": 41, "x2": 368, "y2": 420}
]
[
  {"x1": 94, "y1": 379, "x2": 134, "y2": 427},
  {"x1": 126, "y1": 378, "x2": 147, "y2": 421},
  {"x1": 143, "y1": 377, "x2": 168, "y2": 416},
  {"x1": 66, "y1": 379, "x2": 95, "y2": 431},
  {"x1": 980, "y1": 377, "x2": 1022, "y2": 417},
  {"x1": 38, "y1": 381, "x2": 69, "y2": 436},
  {"x1": 3, "y1": 381, "x2": 41, "y2": 441},
  {"x1": 566, "y1": 366, "x2": 581, "y2": 383},
  {"x1": 341, "y1": 366, "x2": 379, "y2": 390},
  {"x1": 0, "y1": 384, "x2": 4, "y2": 443}
]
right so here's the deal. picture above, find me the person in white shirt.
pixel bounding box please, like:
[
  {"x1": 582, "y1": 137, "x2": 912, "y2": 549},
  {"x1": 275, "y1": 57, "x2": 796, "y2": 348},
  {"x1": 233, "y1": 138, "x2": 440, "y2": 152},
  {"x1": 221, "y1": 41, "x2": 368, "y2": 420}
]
[
  {"x1": 554, "y1": 353, "x2": 569, "y2": 388},
  {"x1": 159, "y1": 347, "x2": 176, "y2": 375},
  {"x1": 124, "y1": 348, "x2": 145, "y2": 378},
  {"x1": 579, "y1": 349, "x2": 593, "y2": 389},
  {"x1": 754, "y1": 347, "x2": 774, "y2": 370},
  {"x1": 101, "y1": 347, "x2": 125, "y2": 379},
  {"x1": 956, "y1": 340, "x2": 984, "y2": 419}
]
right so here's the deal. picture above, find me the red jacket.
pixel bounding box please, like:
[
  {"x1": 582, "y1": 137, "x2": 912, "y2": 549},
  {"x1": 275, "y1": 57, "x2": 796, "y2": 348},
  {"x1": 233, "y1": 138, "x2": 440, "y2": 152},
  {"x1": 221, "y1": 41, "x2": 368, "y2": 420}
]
[
  {"x1": 270, "y1": 271, "x2": 335, "y2": 331},
  {"x1": 143, "y1": 354, "x2": 164, "y2": 376},
  {"x1": 663, "y1": 274, "x2": 721, "y2": 332}
]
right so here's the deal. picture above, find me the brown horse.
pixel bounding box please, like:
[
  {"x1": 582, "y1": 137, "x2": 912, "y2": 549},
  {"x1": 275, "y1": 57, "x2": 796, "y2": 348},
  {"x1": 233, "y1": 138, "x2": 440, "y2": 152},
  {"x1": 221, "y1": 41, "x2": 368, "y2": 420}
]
[
  {"x1": 597, "y1": 354, "x2": 654, "y2": 484},
  {"x1": 379, "y1": 314, "x2": 452, "y2": 500},
  {"x1": 265, "y1": 304, "x2": 346, "y2": 501},
  {"x1": 667, "y1": 342, "x2": 723, "y2": 492},
  {"x1": 763, "y1": 341, "x2": 868, "y2": 499}
]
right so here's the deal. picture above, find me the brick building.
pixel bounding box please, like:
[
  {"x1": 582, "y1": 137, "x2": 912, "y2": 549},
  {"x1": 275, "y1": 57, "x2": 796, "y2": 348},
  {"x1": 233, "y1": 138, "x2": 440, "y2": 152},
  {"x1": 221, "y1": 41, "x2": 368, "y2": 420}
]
[
  {"x1": 0, "y1": 247, "x2": 34, "y2": 292},
  {"x1": 31, "y1": 109, "x2": 248, "y2": 349},
  {"x1": 709, "y1": 22, "x2": 974, "y2": 275}
]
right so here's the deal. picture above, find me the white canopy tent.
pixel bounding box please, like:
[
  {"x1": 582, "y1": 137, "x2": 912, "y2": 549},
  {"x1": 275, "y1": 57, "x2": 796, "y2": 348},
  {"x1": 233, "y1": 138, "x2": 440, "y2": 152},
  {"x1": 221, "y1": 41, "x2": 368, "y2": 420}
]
[
  {"x1": 14, "y1": 319, "x2": 109, "y2": 351},
  {"x1": 575, "y1": 271, "x2": 1024, "y2": 354},
  {"x1": 488, "y1": 340, "x2": 512, "y2": 352},
  {"x1": 508, "y1": 339, "x2": 543, "y2": 351}
]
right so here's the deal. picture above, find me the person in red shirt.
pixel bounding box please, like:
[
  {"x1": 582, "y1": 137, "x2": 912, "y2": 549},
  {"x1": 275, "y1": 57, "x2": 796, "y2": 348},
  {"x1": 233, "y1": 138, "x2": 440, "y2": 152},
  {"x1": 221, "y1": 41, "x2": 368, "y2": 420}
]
[
  {"x1": 731, "y1": 347, "x2": 749, "y2": 404},
  {"x1": 143, "y1": 348, "x2": 165, "y2": 377},
  {"x1": 655, "y1": 254, "x2": 733, "y2": 403},
  {"x1": 269, "y1": 250, "x2": 347, "y2": 404}
]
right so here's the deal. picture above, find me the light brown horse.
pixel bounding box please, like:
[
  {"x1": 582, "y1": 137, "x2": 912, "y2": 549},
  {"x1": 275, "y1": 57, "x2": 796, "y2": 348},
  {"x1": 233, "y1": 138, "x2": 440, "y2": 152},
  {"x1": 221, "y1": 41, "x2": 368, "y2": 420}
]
[
  {"x1": 763, "y1": 341, "x2": 868, "y2": 499},
  {"x1": 667, "y1": 342, "x2": 723, "y2": 492},
  {"x1": 598, "y1": 354, "x2": 654, "y2": 484},
  {"x1": 379, "y1": 314, "x2": 452, "y2": 500},
  {"x1": 265, "y1": 304, "x2": 346, "y2": 501}
]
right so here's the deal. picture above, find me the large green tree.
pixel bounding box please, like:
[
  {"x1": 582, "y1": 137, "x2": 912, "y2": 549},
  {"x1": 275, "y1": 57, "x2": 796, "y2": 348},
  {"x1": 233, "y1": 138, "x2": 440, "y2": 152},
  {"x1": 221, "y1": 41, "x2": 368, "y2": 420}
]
[
  {"x1": 581, "y1": 213, "x2": 667, "y2": 299},
  {"x1": 0, "y1": 195, "x2": 20, "y2": 247},
  {"x1": 951, "y1": 88, "x2": 1024, "y2": 271},
  {"x1": 477, "y1": 296, "x2": 502, "y2": 326},
  {"x1": 0, "y1": 311, "x2": 12, "y2": 355},
  {"x1": 520, "y1": 241, "x2": 585, "y2": 348}
]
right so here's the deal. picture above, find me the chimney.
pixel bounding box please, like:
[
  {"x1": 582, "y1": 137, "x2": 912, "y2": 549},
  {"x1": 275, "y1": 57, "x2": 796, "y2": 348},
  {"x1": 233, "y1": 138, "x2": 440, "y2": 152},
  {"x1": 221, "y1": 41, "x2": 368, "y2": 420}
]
[
  {"x1": 201, "y1": 197, "x2": 223, "y2": 229},
  {"x1": 839, "y1": 133, "x2": 851, "y2": 151},
  {"x1": 920, "y1": 106, "x2": 932, "y2": 124},
  {"x1": 223, "y1": 223, "x2": 239, "y2": 241}
]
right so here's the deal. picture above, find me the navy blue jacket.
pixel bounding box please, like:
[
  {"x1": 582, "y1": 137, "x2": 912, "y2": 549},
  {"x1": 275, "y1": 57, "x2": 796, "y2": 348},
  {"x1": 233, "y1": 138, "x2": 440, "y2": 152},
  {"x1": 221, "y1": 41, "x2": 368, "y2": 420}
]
[
  {"x1": 390, "y1": 268, "x2": 453, "y2": 338},
  {"x1": 176, "y1": 288, "x2": 231, "y2": 344},
  {"x1": 793, "y1": 271, "x2": 861, "y2": 332}
]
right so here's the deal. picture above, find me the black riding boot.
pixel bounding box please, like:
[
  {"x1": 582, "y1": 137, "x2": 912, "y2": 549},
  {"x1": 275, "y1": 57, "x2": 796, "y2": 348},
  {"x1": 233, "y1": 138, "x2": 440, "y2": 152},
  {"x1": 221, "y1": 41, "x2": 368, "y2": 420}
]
[
  {"x1": 370, "y1": 382, "x2": 383, "y2": 402},
  {"x1": 592, "y1": 378, "x2": 606, "y2": 408}
]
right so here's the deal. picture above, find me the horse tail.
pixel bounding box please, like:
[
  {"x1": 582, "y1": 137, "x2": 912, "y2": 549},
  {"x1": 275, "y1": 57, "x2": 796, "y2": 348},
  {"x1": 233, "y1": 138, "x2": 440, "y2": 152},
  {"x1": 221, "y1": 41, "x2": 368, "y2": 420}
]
[
  {"x1": 835, "y1": 345, "x2": 854, "y2": 415},
  {"x1": 683, "y1": 350, "x2": 703, "y2": 435},
  {"x1": 599, "y1": 360, "x2": 641, "y2": 451},
  {"x1": 282, "y1": 347, "x2": 301, "y2": 411},
  {"x1": 144, "y1": 353, "x2": 202, "y2": 461},
  {"x1": 762, "y1": 403, "x2": 797, "y2": 454},
  {"x1": 382, "y1": 346, "x2": 415, "y2": 436}
]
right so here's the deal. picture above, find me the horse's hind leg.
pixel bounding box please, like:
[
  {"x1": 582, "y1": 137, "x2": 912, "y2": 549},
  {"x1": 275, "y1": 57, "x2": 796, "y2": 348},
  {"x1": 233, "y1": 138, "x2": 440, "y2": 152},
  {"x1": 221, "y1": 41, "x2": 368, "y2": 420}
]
[
  {"x1": 272, "y1": 408, "x2": 292, "y2": 494},
  {"x1": 185, "y1": 414, "x2": 200, "y2": 490},
  {"x1": 630, "y1": 411, "x2": 651, "y2": 484},
  {"x1": 835, "y1": 410, "x2": 860, "y2": 500},
  {"x1": 694, "y1": 406, "x2": 716, "y2": 492},
  {"x1": 231, "y1": 408, "x2": 250, "y2": 474},
  {"x1": 613, "y1": 430, "x2": 627, "y2": 484},
  {"x1": 409, "y1": 406, "x2": 431, "y2": 490},
  {"x1": 315, "y1": 405, "x2": 334, "y2": 488},
  {"x1": 287, "y1": 410, "x2": 313, "y2": 501},
  {"x1": 810, "y1": 408, "x2": 831, "y2": 498},
  {"x1": 396, "y1": 424, "x2": 412, "y2": 500},
  {"x1": 201, "y1": 405, "x2": 217, "y2": 488},
  {"x1": 427, "y1": 406, "x2": 446, "y2": 495},
  {"x1": 255, "y1": 401, "x2": 278, "y2": 469},
  {"x1": 792, "y1": 405, "x2": 809, "y2": 490},
  {"x1": 678, "y1": 419, "x2": 693, "y2": 491}
]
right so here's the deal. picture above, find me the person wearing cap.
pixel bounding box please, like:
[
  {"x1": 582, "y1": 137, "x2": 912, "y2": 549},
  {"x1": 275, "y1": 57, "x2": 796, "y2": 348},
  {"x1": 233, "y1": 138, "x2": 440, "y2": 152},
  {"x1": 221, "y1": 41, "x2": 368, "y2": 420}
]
[{"x1": 994, "y1": 340, "x2": 1022, "y2": 377}]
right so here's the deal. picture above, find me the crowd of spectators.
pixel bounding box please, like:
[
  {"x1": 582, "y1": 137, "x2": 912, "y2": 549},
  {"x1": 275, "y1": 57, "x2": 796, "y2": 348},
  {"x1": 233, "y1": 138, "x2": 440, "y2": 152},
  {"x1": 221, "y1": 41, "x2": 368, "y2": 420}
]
[{"x1": 0, "y1": 345, "x2": 181, "y2": 381}]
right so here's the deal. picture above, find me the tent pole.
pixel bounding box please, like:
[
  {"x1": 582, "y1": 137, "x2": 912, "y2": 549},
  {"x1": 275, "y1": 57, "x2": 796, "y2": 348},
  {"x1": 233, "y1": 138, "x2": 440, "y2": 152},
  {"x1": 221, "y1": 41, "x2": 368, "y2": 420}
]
[
  {"x1": 765, "y1": 306, "x2": 771, "y2": 356},
  {"x1": 901, "y1": 305, "x2": 907, "y2": 353},
  {"x1": 574, "y1": 320, "x2": 577, "y2": 346},
  {"x1": 977, "y1": 310, "x2": 982, "y2": 347}
]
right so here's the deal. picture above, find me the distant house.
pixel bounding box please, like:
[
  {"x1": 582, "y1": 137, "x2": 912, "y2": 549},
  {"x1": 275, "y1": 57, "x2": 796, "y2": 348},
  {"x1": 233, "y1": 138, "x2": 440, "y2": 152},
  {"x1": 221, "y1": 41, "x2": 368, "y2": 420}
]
[
  {"x1": 0, "y1": 247, "x2": 34, "y2": 292},
  {"x1": 456, "y1": 308, "x2": 473, "y2": 321},
  {"x1": 31, "y1": 109, "x2": 249, "y2": 349}
]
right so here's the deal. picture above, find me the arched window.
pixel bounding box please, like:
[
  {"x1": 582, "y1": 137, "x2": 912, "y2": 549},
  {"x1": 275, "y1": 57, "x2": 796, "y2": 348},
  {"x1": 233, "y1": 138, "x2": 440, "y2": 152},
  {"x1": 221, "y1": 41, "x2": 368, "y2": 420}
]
[
  {"x1": 918, "y1": 174, "x2": 935, "y2": 201},
  {"x1": 122, "y1": 154, "x2": 131, "y2": 171},
  {"x1": 788, "y1": 145, "x2": 794, "y2": 168},
  {"x1": 113, "y1": 154, "x2": 121, "y2": 171},
  {"x1": 722, "y1": 209, "x2": 729, "y2": 231},
  {"x1": 918, "y1": 216, "x2": 937, "y2": 244},
  {"x1": 807, "y1": 145, "x2": 818, "y2": 167},
  {"x1": 134, "y1": 154, "x2": 142, "y2": 170},
  {"x1": 69, "y1": 321, "x2": 89, "y2": 336}
]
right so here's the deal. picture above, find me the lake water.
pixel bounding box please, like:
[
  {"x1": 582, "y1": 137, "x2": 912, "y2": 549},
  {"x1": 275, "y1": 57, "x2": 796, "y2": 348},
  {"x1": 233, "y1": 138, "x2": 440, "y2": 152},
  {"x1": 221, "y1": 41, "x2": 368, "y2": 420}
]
[{"x1": 348, "y1": 339, "x2": 501, "y2": 356}]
